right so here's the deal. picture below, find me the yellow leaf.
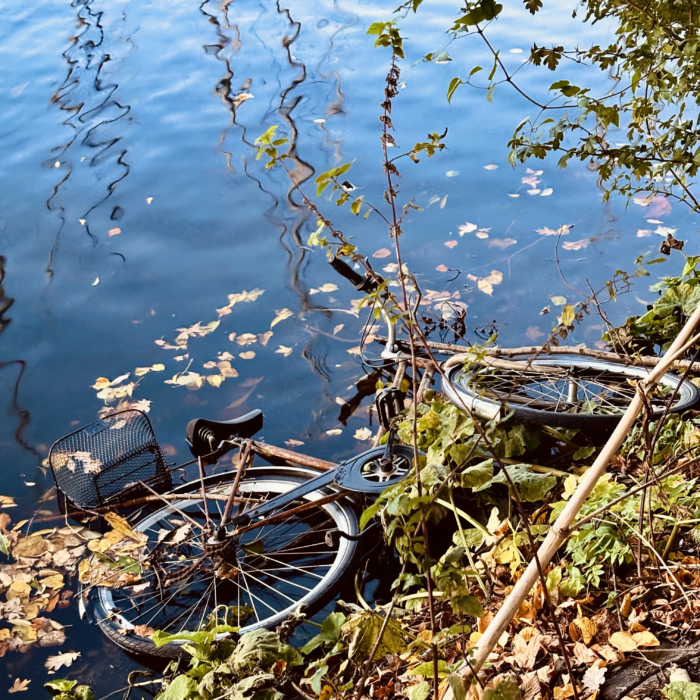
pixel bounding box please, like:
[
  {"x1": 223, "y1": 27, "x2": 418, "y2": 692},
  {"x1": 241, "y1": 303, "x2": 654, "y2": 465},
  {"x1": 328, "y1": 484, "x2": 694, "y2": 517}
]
[
  {"x1": 207, "y1": 375, "x2": 223, "y2": 388},
  {"x1": 561, "y1": 304, "x2": 575, "y2": 326},
  {"x1": 574, "y1": 617, "x2": 597, "y2": 646},
  {"x1": 236, "y1": 333, "x2": 258, "y2": 346},
  {"x1": 151, "y1": 364, "x2": 165, "y2": 371},
  {"x1": 42, "y1": 574, "x2": 65, "y2": 590},
  {"x1": 239, "y1": 351, "x2": 256, "y2": 360},
  {"x1": 91, "y1": 377, "x2": 111, "y2": 390},
  {"x1": 620, "y1": 593, "x2": 632, "y2": 618},
  {"x1": 8, "y1": 581, "x2": 31, "y2": 599},
  {"x1": 632, "y1": 630, "x2": 659, "y2": 648},
  {"x1": 78, "y1": 559, "x2": 90, "y2": 582},
  {"x1": 609, "y1": 630, "x2": 637, "y2": 652},
  {"x1": 13, "y1": 536, "x2": 49, "y2": 558},
  {"x1": 275, "y1": 345, "x2": 293, "y2": 357},
  {"x1": 271, "y1": 308, "x2": 294, "y2": 328},
  {"x1": 104, "y1": 513, "x2": 140, "y2": 541},
  {"x1": 258, "y1": 331, "x2": 273, "y2": 346}
]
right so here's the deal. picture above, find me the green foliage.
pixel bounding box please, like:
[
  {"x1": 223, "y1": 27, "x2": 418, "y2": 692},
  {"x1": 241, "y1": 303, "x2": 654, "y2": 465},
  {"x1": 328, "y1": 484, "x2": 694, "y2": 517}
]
[
  {"x1": 367, "y1": 21, "x2": 404, "y2": 58},
  {"x1": 475, "y1": 463, "x2": 557, "y2": 502},
  {"x1": 45, "y1": 680, "x2": 95, "y2": 700},
  {"x1": 485, "y1": 678, "x2": 522, "y2": 700},
  {"x1": 604, "y1": 252, "x2": 700, "y2": 353},
  {"x1": 665, "y1": 682, "x2": 700, "y2": 700},
  {"x1": 253, "y1": 126, "x2": 288, "y2": 169}
]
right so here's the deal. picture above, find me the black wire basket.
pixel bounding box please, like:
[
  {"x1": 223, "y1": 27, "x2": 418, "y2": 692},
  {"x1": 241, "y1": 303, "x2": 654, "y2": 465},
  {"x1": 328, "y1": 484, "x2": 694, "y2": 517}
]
[{"x1": 49, "y1": 409, "x2": 172, "y2": 511}]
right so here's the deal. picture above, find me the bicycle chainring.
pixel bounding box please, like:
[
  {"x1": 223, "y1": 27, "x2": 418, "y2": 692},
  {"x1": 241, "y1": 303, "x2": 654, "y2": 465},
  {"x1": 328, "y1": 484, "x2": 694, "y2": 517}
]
[{"x1": 334, "y1": 445, "x2": 415, "y2": 493}]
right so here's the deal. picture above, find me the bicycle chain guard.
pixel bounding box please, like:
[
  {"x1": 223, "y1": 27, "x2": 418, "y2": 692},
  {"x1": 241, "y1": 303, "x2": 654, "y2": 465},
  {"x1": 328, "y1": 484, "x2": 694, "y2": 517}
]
[{"x1": 375, "y1": 387, "x2": 405, "y2": 430}]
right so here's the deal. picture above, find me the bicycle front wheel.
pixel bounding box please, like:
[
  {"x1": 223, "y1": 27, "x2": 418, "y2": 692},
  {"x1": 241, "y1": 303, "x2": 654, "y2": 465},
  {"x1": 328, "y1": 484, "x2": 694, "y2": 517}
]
[
  {"x1": 91, "y1": 465, "x2": 360, "y2": 658},
  {"x1": 443, "y1": 356, "x2": 700, "y2": 428}
]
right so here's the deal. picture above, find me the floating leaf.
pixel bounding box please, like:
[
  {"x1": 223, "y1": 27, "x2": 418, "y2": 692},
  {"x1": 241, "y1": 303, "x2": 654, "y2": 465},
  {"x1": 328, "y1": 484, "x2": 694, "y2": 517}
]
[
  {"x1": 445, "y1": 240, "x2": 458, "y2": 249},
  {"x1": 354, "y1": 427, "x2": 372, "y2": 441},
  {"x1": 285, "y1": 439, "x2": 304, "y2": 447},
  {"x1": 562, "y1": 239, "x2": 589, "y2": 251},
  {"x1": 271, "y1": 309, "x2": 294, "y2": 328},
  {"x1": 108, "y1": 228, "x2": 121, "y2": 237},
  {"x1": 258, "y1": 331, "x2": 273, "y2": 346},
  {"x1": 275, "y1": 345, "x2": 293, "y2": 357},
  {"x1": 236, "y1": 333, "x2": 258, "y2": 346},
  {"x1": 536, "y1": 224, "x2": 571, "y2": 236},
  {"x1": 436, "y1": 264, "x2": 449, "y2": 272},
  {"x1": 45, "y1": 651, "x2": 80, "y2": 672},
  {"x1": 541, "y1": 188, "x2": 553, "y2": 196},
  {"x1": 326, "y1": 428, "x2": 342, "y2": 436},
  {"x1": 459, "y1": 222, "x2": 478, "y2": 236},
  {"x1": 483, "y1": 164, "x2": 499, "y2": 170},
  {"x1": 372, "y1": 248, "x2": 392, "y2": 258},
  {"x1": 333, "y1": 324, "x2": 344, "y2": 335},
  {"x1": 239, "y1": 351, "x2": 256, "y2": 360},
  {"x1": 8, "y1": 679, "x2": 30, "y2": 693}
]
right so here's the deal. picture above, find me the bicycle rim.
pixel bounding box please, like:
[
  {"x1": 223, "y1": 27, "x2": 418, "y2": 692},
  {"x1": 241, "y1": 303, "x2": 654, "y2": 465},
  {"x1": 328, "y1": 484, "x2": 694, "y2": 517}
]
[
  {"x1": 443, "y1": 356, "x2": 699, "y2": 427},
  {"x1": 93, "y1": 467, "x2": 359, "y2": 656}
]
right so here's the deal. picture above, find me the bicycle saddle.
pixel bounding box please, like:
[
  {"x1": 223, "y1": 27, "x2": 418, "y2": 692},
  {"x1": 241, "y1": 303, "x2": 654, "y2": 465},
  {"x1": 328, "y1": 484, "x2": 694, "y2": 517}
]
[{"x1": 186, "y1": 409, "x2": 264, "y2": 457}]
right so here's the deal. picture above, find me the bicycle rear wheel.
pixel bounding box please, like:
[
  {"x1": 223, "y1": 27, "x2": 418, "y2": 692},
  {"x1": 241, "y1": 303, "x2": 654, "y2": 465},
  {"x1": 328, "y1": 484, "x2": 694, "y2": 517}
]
[
  {"x1": 443, "y1": 356, "x2": 700, "y2": 428},
  {"x1": 91, "y1": 465, "x2": 360, "y2": 658}
]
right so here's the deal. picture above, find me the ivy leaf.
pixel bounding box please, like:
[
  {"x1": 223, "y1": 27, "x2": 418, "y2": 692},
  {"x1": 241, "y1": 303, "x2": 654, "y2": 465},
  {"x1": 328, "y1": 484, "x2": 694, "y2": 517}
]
[
  {"x1": 449, "y1": 673, "x2": 468, "y2": 700},
  {"x1": 573, "y1": 445, "x2": 596, "y2": 461}
]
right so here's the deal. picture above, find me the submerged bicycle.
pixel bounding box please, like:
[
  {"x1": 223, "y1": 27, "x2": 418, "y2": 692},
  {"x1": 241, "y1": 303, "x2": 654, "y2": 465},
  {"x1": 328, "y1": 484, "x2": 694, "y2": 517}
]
[{"x1": 50, "y1": 256, "x2": 699, "y2": 657}]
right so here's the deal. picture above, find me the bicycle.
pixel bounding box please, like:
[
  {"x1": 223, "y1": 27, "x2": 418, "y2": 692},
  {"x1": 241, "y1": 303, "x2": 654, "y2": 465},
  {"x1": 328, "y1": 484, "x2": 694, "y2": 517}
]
[{"x1": 51, "y1": 256, "x2": 699, "y2": 658}]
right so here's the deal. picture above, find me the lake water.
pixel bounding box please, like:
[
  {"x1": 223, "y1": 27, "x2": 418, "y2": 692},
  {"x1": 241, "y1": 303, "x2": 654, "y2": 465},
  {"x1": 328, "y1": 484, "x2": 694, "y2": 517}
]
[{"x1": 0, "y1": 0, "x2": 695, "y2": 691}]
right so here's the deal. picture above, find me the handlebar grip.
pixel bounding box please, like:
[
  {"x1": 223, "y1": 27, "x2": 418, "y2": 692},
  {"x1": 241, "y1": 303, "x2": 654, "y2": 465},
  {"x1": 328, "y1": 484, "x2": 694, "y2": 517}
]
[{"x1": 329, "y1": 255, "x2": 367, "y2": 289}]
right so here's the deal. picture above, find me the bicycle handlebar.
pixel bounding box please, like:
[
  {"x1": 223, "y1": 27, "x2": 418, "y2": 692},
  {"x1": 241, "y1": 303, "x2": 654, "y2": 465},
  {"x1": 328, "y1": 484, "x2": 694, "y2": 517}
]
[{"x1": 328, "y1": 254, "x2": 382, "y2": 293}]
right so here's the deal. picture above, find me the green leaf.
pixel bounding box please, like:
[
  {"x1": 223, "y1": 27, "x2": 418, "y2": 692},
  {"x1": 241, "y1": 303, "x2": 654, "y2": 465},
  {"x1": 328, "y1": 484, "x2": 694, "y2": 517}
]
[
  {"x1": 447, "y1": 77, "x2": 464, "y2": 103},
  {"x1": 469, "y1": 65, "x2": 483, "y2": 77},
  {"x1": 551, "y1": 295, "x2": 567, "y2": 306},
  {"x1": 486, "y1": 85, "x2": 495, "y2": 103},
  {"x1": 573, "y1": 445, "x2": 596, "y2": 461},
  {"x1": 408, "y1": 660, "x2": 449, "y2": 677},
  {"x1": 45, "y1": 680, "x2": 78, "y2": 693},
  {"x1": 351, "y1": 198, "x2": 362, "y2": 215},
  {"x1": 482, "y1": 463, "x2": 557, "y2": 502},
  {"x1": 341, "y1": 612, "x2": 408, "y2": 662},
  {"x1": 157, "y1": 676, "x2": 199, "y2": 700},
  {"x1": 560, "y1": 566, "x2": 586, "y2": 597},
  {"x1": 546, "y1": 567, "x2": 562, "y2": 594},
  {"x1": 460, "y1": 459, "x2": 494, "y2": 489},
  {"x1": 450, "y1": 594, "x2": 484, "y2": 617},
  {"x1": 300, "y1": 612, "x2": 347, "y2": 654},
  {"x1": 406, "y1": 681, "x2": 431, "y2": 700},
  {"x1": 449, "y1": 673, "x2": 467, "y2": 700},
  {"x1": 73, "y1": 687, "x2": 96, "y2": 700},
  {"x1": 485, "y1": 679, "x2": 522, "y2": 700},
  {"x1": 664, "y1": 682, "x2": 700, "y2": 700},
  {"x1": 367, "y1": 22, "x2": 387, "y2": 35}
]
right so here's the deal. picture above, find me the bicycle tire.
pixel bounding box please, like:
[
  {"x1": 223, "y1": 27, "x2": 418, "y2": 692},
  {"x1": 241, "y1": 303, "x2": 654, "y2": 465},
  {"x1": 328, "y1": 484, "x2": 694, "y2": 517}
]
[
  {"x1": 92, "y1": 465, "x2": 360, "y2": 658},
  {"x1": 442, "y1": 355, "x2": 700, "y2": 429}
]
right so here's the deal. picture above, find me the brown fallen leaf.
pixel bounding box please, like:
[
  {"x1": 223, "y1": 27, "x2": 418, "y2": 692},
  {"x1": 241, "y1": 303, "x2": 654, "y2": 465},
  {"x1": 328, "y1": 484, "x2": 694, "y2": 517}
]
[
  {"x1": 620, "y1": 593, "x2": 632, "y2": 618},
  {"x1": 632, "y1": 630, "x2": 659, "y2": 648},
  {"x1": 520, "y1": 671, "x2": 541, "y2": 700},
  {"x1": 284, "y1": 439, "x2": 304, "y2": 447},
  {"x1": 239, "y1": 351, "x2": 256, "y2": 360},
  {"x1": 8, "y1": 679, "x2": 30, "y2": 693},
  {"x1": 133, "y1": 625, "x2": 155, "y2": 638},
  {"x1": 512, "y1": 629, "x2": 542, "y2": 670}
]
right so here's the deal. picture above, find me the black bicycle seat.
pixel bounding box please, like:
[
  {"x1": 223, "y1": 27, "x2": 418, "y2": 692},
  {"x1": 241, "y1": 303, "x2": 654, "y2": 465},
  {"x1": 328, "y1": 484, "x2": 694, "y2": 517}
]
[{"x1": 186, "y1": 409, "x2": 264, "y2": 457}]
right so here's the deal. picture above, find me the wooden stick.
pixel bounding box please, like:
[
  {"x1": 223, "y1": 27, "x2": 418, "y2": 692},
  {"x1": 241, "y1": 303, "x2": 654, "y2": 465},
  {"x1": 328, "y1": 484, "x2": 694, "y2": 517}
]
[
  {"x1": 441, "y1": 302, "x2": 700, "y2": 698},
  {"x1": 416, "y1": 365, "x2": 435, "y2": 403},
  {"x1": 247, "y1": 440, "x2": 335, "y2": 472},
  {"x1": 374, "y1": 336, "x2": 700, "y2": 372}
]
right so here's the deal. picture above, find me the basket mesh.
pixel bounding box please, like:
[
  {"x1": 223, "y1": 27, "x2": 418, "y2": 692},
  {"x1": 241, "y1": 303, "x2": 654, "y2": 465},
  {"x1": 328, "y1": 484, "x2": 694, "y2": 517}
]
[{"x1": 49, "y1": 410, "x2": 172, "y2": 510}]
